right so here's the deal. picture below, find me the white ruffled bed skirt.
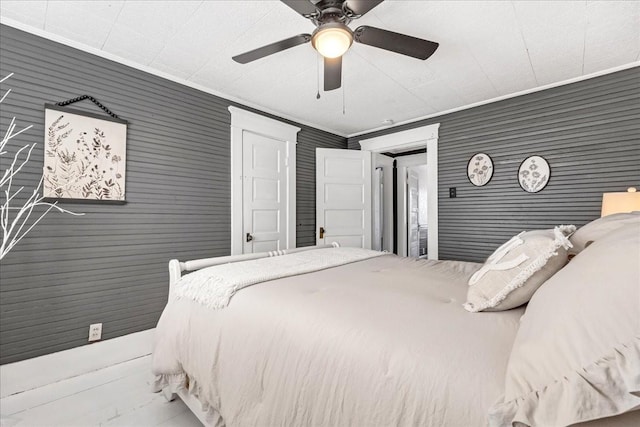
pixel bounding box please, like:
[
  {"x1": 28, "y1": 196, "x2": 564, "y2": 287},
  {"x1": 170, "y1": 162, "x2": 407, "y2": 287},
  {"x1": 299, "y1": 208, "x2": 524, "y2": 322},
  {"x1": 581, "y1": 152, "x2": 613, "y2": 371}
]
[
  {"x1": 488, "y1": 338, "x2": 640, "y2": 426},
  {"x1": 153, "y1": 373, "x2": 225, "y2": 427}
]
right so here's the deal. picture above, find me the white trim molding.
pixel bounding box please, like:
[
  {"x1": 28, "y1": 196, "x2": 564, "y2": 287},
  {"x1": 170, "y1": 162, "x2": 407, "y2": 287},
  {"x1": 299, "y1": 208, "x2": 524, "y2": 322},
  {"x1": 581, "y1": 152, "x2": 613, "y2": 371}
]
[
  {"x1": 359, "y1": 123, "x2": 439, "y2": 154},
  {"x1": 0, "y1": 329, "x2": 155, "y2": 398},
  {"x1": 228, "y1": 106, "x2": 300, "y2": 255},
  {"x1": 0, "y1": 18, "x2": 343, "y2": 138},
  {"x1": 358, "y1": 124, "x2": 439, "y2": 259},
  {"x1": 372, "y1": 153, "x2": 394, "y2": 253},
  {"x1": 4, "y1": 18, "x2": 638, "y2": 139},
  {"x1": 347, "y1": 63, "x2": 640, "y2": 138}
]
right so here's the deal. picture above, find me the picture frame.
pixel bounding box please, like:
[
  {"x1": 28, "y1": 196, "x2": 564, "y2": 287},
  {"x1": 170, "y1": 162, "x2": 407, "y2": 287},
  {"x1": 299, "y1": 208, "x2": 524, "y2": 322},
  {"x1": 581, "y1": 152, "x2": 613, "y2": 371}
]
[
  {"x1": 43, "y1": 104, "x2": 127, "y2": 202},
  {"x1": 467, "y1": 152, "x2": 494, "y2": 187},
  {"x1": 518, "y1": 155, "x2": 550, "y2": 193}
]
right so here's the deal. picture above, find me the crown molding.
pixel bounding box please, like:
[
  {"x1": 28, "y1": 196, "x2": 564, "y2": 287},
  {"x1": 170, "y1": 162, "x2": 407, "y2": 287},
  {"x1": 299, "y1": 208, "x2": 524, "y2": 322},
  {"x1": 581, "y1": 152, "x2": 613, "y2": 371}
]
[
  {"x1": 347, "y1": 61, "x2": 640, "y2": 138},
  {"x1": 2, "y1": 18, "x2": 637, "y2": 141},
  {"x1": 0, "y1": 18, "x2": 347, "y2": 138}
]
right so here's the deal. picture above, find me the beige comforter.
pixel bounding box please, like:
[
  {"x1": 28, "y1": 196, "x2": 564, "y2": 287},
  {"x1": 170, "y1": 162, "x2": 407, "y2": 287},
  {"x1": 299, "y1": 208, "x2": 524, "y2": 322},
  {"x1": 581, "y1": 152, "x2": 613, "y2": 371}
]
[{"x1": 152, "y1": 255, "x2": 525, "y2": 426}]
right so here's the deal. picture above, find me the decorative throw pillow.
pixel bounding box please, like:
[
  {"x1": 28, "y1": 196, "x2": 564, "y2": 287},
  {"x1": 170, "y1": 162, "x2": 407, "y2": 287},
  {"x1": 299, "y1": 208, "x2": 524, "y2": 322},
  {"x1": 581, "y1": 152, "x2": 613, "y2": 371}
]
[
  {"x1": 488, "y1": 223, "x2": 640, "y2": 426},
  {"x1": 463, "y1": 225, "x2": 575, "y2": 312},
  {"x1": 569, "y1": 211, "x2": 640, "y2": 255}
]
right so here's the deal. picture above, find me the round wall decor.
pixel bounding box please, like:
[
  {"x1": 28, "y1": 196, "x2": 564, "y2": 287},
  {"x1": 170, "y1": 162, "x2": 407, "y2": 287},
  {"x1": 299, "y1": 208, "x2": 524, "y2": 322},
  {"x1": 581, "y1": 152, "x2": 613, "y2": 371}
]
[
  {"x1": 518, "y1": 155, "x2": 550, "y2": 193},
  {"x1": 467, "y1": 153, "x2": 494, "y2": 187}
]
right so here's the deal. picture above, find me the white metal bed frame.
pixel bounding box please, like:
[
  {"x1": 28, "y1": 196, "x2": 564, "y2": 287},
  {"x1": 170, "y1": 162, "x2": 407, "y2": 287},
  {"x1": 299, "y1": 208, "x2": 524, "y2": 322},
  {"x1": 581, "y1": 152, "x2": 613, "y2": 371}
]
[{"x1": 162, "y1": 243, "x2": 339, "y2": 426}]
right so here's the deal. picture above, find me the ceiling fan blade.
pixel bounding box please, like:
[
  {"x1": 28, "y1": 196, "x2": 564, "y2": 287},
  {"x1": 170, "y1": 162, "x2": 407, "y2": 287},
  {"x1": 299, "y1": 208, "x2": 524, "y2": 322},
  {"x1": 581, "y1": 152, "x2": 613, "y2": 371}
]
[
  {"x1": 280, "y1": 0, "x2": 318, "y2": 17},
  {"x1": 324, "y1": 56, "x2": 342, "y2": 91},
  {"x1": 345, "y1": 0, "x2": 384, "y2": 16},
  {"x1": 354, "y1": 26, "x2": 439, "y2": 60},
  {"x1": 232, "y1": 34, "x2": 312, "y2": 64}
]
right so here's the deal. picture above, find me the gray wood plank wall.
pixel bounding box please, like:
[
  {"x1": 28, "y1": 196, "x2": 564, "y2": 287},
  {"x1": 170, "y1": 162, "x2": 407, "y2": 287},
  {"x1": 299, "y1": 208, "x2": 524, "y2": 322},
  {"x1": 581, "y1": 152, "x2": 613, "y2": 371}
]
[
  {"x1": 0, "y1": 25, "x2": 346, "y2": 364},
  {"x1": 349, "y1": 67, "x2": 640, "y2": 262}
]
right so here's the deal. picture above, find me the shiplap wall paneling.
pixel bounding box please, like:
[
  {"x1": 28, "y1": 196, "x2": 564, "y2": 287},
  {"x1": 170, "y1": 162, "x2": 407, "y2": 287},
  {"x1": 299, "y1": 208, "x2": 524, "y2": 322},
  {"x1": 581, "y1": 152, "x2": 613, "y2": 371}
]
[
  {"x1": 0, "y1": 25, "x2": 345, "y2": 364},
  {"x1": 349, "y1": 67, "x2": 640, "y2": 262}
]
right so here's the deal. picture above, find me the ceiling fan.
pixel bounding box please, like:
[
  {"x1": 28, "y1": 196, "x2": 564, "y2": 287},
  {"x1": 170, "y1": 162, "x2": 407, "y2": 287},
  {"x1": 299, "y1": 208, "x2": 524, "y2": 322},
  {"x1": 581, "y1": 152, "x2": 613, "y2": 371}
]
[{"x1": 232, "y1": 0, "x2": 439, "y2": 91}]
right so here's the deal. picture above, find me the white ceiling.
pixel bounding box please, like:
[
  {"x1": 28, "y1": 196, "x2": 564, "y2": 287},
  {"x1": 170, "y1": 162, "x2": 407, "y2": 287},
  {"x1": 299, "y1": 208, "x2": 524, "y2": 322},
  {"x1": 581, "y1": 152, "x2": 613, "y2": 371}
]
[{"x1": 1, "y1": 0, "x2": 639, "y2": 137}]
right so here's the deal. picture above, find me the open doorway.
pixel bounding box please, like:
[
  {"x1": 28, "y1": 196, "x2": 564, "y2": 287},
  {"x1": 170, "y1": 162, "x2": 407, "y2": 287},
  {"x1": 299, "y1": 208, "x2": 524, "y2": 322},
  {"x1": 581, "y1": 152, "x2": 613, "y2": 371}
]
[
  {"x1": 358, "y1": 122, "x2": 439, "y2": 259},
  {"x1": 396, "y1": 153, "x2": 428, "y2": 258},
  {"x1": 407, "y1": 164, "x2": 428, "y2": 258}
]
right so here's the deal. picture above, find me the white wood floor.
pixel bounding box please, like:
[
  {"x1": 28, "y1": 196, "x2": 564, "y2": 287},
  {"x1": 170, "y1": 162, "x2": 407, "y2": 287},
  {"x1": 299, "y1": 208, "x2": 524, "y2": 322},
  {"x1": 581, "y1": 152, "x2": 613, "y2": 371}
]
[{"x1": 0, "y1": 356, "x2": 201, "y2": 427}]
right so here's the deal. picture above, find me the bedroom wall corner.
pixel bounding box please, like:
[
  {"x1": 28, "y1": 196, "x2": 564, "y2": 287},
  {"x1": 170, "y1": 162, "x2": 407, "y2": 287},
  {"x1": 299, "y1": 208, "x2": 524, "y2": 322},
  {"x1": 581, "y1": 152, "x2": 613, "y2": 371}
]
[
  {"x1": 0, "y1": 24, "x2": 346, "y2": 364},
  {"x1": 348, "y1": 66, "x2": 640, "y2": 262}
]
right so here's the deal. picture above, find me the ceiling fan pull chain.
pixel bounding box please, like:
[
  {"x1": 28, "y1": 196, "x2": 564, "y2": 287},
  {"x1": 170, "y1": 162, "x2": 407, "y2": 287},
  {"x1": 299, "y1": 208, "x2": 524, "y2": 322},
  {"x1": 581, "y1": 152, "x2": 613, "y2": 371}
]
[
  {"x1": 316, "y1": 53, "x2": 321, "y2": 99},
  {"x1": 342, "y1": 68, "x2": 346, "y2": 115}
]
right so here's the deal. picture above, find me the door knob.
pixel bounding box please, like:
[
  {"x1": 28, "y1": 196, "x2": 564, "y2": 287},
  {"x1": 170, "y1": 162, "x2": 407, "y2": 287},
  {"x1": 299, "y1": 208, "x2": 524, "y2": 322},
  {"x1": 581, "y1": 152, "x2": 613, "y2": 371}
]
[
  {"x1": 246, "y1": 233, "x2": 253, "y2": 242},
  {"x1": 319, "y1": 227, "x2": 325, "y2": 239}
]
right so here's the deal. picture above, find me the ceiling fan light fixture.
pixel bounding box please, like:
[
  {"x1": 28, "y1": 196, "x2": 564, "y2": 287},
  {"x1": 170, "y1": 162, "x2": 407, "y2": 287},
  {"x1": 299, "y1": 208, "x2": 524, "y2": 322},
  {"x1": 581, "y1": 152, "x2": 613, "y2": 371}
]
[{"x1": 312, "y1": 23, "x2": 353, "y2": 58}]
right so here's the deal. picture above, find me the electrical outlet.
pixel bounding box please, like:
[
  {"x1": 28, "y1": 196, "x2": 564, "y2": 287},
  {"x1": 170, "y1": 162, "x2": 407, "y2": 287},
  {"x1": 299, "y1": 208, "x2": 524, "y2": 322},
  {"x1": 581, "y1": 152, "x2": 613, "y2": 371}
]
[
  {"x1": 449, "y1": 187, "x2": 457, "y2": 198},
  {"x1": 88, "y1": 323, "x2": 102, "y2": 342}
]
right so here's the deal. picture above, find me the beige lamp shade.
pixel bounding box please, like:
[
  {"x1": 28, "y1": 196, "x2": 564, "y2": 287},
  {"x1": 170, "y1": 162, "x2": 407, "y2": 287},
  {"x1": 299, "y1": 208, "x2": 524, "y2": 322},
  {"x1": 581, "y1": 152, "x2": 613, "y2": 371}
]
[{"x1": 601, "y1": 187, "x2": 640, "y2": 217}]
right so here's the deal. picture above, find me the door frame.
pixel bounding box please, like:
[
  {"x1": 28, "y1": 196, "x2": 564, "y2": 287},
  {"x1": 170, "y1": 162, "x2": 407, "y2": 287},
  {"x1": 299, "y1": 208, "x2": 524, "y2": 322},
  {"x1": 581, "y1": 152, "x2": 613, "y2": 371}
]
[
  {"x1": 373, "y1": 153, "x2": 394, "y2": 253},
  {"x1": 358, "y1": 123, "x2": 439, "y2": 259},
  {"x1": 229, "y1": 106, "x2": 300, "y2": 255}
]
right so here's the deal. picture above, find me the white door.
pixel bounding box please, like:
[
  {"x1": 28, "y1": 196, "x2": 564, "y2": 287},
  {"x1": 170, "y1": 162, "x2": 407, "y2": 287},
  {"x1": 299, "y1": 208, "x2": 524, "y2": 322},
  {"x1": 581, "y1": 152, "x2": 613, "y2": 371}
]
[
  {"x1": 243, "y1": 132, "x2": 287, "y2": 253},
  {"x1": 407, "y1": 168, "x2": 420, "y2": 258},
  {"x1": 316, "y1": 148, "x2": 372, "y2": 248}
]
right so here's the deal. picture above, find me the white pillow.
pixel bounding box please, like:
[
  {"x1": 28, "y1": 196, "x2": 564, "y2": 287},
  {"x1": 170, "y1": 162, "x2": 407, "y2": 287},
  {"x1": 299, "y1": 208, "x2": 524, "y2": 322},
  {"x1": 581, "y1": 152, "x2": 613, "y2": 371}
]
[
  {"x1": 570, "y1": 212, "x2": 640, "y2": 255},
  {"x1": 463, "y1": 225, "x2": 575, "y2": 312},
  {"x1": 489, "y1": 223, "x2": 640, "y2": 426}
]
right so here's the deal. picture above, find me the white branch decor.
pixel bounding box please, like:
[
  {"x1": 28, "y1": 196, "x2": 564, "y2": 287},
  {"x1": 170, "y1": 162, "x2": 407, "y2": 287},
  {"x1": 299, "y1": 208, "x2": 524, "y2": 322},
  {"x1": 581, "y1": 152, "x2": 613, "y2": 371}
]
[{"x1": 0, "y1": 73, "x2": 83, "y2": 260}]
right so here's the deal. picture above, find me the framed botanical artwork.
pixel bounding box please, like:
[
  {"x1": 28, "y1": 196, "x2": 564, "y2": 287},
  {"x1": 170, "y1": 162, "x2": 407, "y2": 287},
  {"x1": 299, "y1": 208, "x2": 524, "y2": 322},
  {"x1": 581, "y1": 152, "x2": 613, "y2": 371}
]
[
  {"x1": 518, "y1": 155, "x2": 550, "y2": 193},
  {"x1": 467, "y1": 152, "x2": 494, "y2": 187},
  {"x1": 43, "y1": 104, "x2": 127, "y2": 201}
]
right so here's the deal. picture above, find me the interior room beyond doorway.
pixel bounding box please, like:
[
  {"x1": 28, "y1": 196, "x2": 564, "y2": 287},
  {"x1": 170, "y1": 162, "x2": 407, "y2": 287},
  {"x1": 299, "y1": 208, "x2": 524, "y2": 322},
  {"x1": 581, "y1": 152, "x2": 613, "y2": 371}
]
[{"x1": 395, "y1": 152, "x2": 428, "y2": 258}]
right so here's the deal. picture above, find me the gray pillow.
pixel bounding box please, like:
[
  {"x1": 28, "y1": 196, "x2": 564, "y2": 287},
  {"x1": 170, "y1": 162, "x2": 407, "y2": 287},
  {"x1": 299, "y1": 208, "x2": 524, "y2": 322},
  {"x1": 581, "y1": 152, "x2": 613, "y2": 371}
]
[
  {"x1": 464, "y1": 225, "x2": 575, "y2": 312},
  {"x1": 570, "y1": 212, "x2": 640, "y2": 255},
  {"x1": 489, "y1": 223, "x2": 640, "y2": 426}
]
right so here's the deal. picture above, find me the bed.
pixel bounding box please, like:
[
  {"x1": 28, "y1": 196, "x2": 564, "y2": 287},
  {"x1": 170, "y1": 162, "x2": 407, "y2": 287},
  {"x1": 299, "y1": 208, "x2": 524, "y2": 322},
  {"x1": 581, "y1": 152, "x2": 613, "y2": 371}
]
[{"x1": 152, "y1": 217, "x2": 640, "y2": 427}]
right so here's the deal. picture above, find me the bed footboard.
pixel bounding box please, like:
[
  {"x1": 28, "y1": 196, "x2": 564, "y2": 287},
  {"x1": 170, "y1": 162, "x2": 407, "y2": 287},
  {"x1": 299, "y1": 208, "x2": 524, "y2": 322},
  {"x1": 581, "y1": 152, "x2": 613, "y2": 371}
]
[
  {"x1": 168, "y1": 243, "x2": 339, "y2": 302},
  {"x1": 163, "y1": 243, "x2": 340, "y2": 425}
]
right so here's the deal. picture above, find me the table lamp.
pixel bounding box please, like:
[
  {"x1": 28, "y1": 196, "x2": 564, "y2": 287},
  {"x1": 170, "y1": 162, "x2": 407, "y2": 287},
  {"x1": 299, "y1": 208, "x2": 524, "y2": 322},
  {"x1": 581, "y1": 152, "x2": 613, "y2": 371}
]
[{"x1": 601, "y1": 187, "x2": 640, "y2": 217}]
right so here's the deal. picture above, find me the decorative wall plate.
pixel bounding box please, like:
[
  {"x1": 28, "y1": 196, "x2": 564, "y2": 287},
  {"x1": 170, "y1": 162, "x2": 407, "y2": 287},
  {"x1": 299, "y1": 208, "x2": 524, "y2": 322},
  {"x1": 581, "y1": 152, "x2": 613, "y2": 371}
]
[
  {"x1": 518, "y1": 155, "x2": 550, "y2": 193},
  {"x1": 467, "y1": 153, "x2": 494, "y2": 187}
]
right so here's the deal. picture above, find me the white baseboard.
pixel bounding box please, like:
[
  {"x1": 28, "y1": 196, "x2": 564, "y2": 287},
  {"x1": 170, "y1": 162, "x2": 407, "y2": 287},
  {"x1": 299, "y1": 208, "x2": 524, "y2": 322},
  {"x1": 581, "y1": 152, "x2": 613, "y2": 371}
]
[{"x1": 0, "y1": 328, "x2": 155, "y2": 398}]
